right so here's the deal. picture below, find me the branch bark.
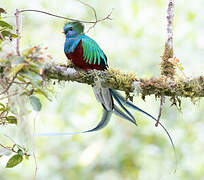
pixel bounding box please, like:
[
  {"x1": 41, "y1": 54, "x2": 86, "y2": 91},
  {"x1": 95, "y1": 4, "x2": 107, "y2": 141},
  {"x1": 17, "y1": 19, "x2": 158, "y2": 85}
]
[
  {"x1": 15, "y1": 9, "x2": 21, "y2": 56},
  {"x1": 43, "y1": 64, "x2": 204, "y2": 98},
  {"x1": 161, "y1": 0, "x2": 175, "y2": 78}
]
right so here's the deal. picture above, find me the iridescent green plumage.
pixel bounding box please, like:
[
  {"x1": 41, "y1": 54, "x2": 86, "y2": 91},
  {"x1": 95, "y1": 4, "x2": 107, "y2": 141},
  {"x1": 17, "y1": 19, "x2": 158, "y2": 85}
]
[
  {"x1": 64, "y1": 21, "x2": 107, "y2": 66},
  {"x1": 82, "y1": 37, "x2": 107, "y2": 65}
]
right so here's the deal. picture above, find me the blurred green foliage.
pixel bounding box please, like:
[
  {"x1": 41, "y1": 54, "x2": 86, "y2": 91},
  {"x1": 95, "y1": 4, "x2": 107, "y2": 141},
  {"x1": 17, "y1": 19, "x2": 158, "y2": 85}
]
[{"x1": 0, "y1": 0, "x2": 204, "y2": 180}]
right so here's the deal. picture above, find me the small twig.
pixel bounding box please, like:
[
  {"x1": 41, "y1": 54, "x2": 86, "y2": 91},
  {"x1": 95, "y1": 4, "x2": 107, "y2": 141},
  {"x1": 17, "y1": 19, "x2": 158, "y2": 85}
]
[
  {"x1": 155, "y1": 96, "x2": 165, "y2": 127},
  {"x1": 0, "y1": 91, "x2": 19, "y2": 100},
  {"x1": 14, "y1": 9, "x2": 21, "y2": 56},
  {"x1": 13, "y1": 81, "x2": 27, "y2": 84},
  {"x1": 19, "y1": 9, "x2": 112, "y2": 24},
  {"x1": 0, "y1": 143, "x2": 16, "y2": 154},
  {"x1": 77, "y1": 0, "x2": 98, "y2": 33},
  {"x1": 14, "y1": 5, "x2": 112, "y2": 56},
  {"x1": 3, "y1": 134, "x2": 16, "y2": 144},
  {"x1": 33, "y1": 151, "x2": 38, "y2": 180},
  {"x1": 166, "y1": 0, "x2": 174, "y2": 48},
  {"x1": 87, "y1": 8, "x2": 113, "y2": 33},
  {"x1": 0, "y1": 75, "x2": 17, "y2": 95},
  {"x1": 32, "y1": 112, "x2": 38, "y2": 180},
  {"x1": 77, "y1": 0, "x2": 97, "y2": 21},
  {"x1": 76, "y1": 0, "x2": 112, "y2": 33},
  {"x1": 0, "y1": 8, "x2": 7, "y2": 15},
  {"x1": 0, "y1": 32, "x2": 5, "y2": 41},
  {"x1": 0, "y1": 143, "x2": 10, "y2": 150}
]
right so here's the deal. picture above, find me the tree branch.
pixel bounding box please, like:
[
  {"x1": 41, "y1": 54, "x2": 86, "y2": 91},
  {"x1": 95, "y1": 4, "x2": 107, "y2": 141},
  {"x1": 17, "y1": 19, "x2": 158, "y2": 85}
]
[
  {"x1": 43, "y1": 64, "x2": 204, "y2": 98},
  {"x1": 166, "y1": 0, "x2": 174, "y2": 49},
  {"x1": 15, "y1": 9, "x2": 21, "y2": 56},
  {"x1": 161, "y1": 0, "x2": 175, "y2": 78},
  {"x1": 18, "y1": 9, "x2": 112, "y2": 24}
]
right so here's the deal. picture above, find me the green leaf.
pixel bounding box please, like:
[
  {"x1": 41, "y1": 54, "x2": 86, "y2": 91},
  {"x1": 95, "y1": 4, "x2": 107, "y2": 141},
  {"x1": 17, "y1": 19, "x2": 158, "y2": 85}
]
[
  {"x1": 17, "y1": 149, "x2": 23, "y2": 156},
  {"x1": 1, "y1": 31, "x2": 17, "y2": 39},
  {"x1": 25, "y1": 155, "x2": 29, "y2": 160},
  {"x1": 34, "y1": 88, "x2": 50, "y2": 100},
  {"x1": 1, "y1": 30, "x2": 11, "y2": 37},
  {"x1": 16, "y1": 75, "x2": 27, "y2": 83},
  {"x1": 15, "y1": 57, "x2": 24, "y2": 64},
  {"x1": 6, "y1": 154, "x2": 23, "y2": 168},
  {"x1": 0, "y1": 59, "x2": 9, "y2": 63},
  {"x1": 0, "y1": 102, "x2": 5, "y2": 108},
  {"x1": 20, "y1": 71, "x2": 42, "y2": 82},
  {"x1": 20, "y1": 71, "x2": 50, "y2": 99},
  {"x1": 0, "y1": 103, "x2": 6, "y2": 112},
  {"x1": 10, "y1": 33, "x2": 18, "y2": 38},
  {"x1": 29, "y1": 66, "x2": 40, "y2": 73},
  {"x1": 0, "y1": 66, "x2": 3, "y2": 72},
  {"x1": 9, "y1": 63, "x2": 25, "y2": 77},
  {"x1": 0, "y1": 20, "x2": 13, "y2": 30},
  {"x1": 29, "y1": 96, "x2": 42, "y2": 111},
  {"x1": 6, "y1": 116, "x2": 17, "y2": 125}
]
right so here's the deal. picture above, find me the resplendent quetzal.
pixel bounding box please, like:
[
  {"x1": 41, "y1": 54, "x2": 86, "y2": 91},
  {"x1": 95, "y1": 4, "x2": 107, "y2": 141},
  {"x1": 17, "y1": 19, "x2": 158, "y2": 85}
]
[
  {"x1": 64, "y1": 21, "x2": 138, "y2": 131},
  {"x1": 61, "y1": 21, "x2": 174, "y2": 143},
  {"x1": 37, "y1": 21, "x2": 175, "y2": 149}
]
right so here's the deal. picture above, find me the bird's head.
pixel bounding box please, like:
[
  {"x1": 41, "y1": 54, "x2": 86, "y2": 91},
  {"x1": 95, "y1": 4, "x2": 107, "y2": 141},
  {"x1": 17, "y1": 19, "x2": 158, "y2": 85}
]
[{"x1": 63, "y1": 21, "x2": 84, "y2": 37}]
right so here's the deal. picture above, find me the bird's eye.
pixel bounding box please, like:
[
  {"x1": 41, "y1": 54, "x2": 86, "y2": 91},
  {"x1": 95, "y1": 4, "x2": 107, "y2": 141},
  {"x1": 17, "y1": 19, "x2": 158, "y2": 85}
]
[{"x1": 69, "y1": 27, "x2": 73, "y2": 31}]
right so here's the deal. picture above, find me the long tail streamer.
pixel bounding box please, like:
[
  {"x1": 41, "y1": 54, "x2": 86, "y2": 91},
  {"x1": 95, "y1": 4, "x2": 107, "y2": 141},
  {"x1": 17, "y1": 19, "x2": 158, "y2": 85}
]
[
  {"x1": 35, "y1": 88, "x2": 177, "y2": 171},
  {"x1": 110, "y1": 89, "x2": 177, "y2": 171}
]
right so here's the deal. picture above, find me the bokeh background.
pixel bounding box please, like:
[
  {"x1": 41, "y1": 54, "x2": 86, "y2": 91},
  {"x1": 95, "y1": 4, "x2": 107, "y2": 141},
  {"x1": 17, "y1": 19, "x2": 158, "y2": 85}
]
[{"x1": 1, "y1": 0, "x2": 204, "y2": 179}]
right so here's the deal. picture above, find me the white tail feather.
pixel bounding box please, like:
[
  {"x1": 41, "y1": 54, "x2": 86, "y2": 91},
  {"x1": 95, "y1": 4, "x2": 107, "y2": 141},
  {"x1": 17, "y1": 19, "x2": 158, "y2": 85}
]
[{"x1": 92, "y1": 86, "x2": 113, "y2": 111}]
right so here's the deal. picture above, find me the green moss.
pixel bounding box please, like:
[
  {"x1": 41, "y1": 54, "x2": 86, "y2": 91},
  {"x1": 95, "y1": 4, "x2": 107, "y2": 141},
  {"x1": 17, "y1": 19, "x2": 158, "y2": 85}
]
[
  {"x1": 161, "y1": 43, "x2": 175, "y2": 78},
  {"x1": 107, "y1": 68, "x2": 138, "y2": 92},
  {"x1": 43, "y1": 63, "x2": 204, "y2": 103}
]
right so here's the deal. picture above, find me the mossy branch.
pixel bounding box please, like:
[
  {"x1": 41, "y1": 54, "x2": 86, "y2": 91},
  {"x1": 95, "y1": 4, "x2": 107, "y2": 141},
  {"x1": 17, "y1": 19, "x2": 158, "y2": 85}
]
[
  {"x1": 43, "y1": 63, "x2": 204, "y2": 98},
  {"x1": 161, "y1": 0, "x2": 175, "y2": 78}
]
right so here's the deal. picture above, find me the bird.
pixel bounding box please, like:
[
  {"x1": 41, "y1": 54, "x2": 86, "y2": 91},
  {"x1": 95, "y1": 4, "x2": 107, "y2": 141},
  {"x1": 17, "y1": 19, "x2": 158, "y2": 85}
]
[
  {"x1": 63, "y1": 21, "x2": 139, "y2": 130},
  {"x1": 62, "y1": 21, "x2": 172, "y2": 138},
  {"x1": 36, "y1": 21, "x2": 176, "y2": 169},
  {"x1": 37, "y1": 21, "x2": 175, "y2": 152}
]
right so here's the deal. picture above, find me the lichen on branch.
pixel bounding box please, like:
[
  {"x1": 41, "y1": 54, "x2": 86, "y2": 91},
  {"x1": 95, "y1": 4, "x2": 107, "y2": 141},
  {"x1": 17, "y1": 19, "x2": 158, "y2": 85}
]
[
  {"x1": 161, "y1": 0, "x2": 175, "y2": 78},
  {"x1": 43, "y1": 63, "x2": 204, "y2": 98}
]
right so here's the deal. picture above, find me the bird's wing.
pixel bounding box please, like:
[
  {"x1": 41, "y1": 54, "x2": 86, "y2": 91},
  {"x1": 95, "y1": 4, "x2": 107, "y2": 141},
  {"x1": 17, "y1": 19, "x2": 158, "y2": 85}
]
[{"x1": 82, "y1": 35, "x2": 107, "y2": 65}]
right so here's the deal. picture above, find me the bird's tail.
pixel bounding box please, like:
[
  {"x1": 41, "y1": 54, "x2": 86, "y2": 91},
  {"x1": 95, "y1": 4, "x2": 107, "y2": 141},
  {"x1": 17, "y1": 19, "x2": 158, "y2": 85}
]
[
  {"x1": 35, "y1": 88, "x2": 176, "y2": 171},
  {"x1": 110, "y1": 89, "x2": 176, "y2": 159},
  {"x1": 92, "y1": 86, "x2": 137, "y2": 126},
  {"x1": 92, "y1": 86, "x2": 113, "y2": 111},
  {"x1": 92, "y1": 88, "x2": 176, "y2": 158},
  {"x1": 36, "y1": 87, "x2": 137, "y2": 136},
  {"x1": 35, "y1": 88, "x2": 175, "y2": 153}
]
